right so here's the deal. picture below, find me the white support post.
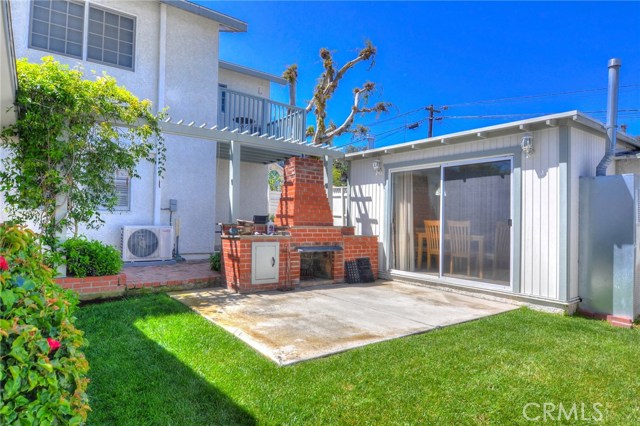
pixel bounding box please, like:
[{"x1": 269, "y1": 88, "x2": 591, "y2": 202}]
[
  {"x1": 324, "y1": 155, "x2": 333, "y2": 218},
  {"x1": 153, "y1": 3, "x2": 167, "y2": 226},
  {"x1": 54, "y1": 192, "x2": 68, "y2": 277},
  {"x1": 229, "y1": 140, "x2": 240, "y2": 222}
]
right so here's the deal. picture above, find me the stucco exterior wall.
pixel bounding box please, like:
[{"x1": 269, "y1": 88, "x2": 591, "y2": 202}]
[
  {"x1": 8, "y1": 0, "x2": 222, "y2": 258},
  {"x1": 11, "y1": 0, "x2": 161, "y2": 104},
  {"x1": 215, "y1": 159, "x2": 269, "y2": 248},
  {"x1": 219, "y1": 68, "x2": 270, "y2": 99}
]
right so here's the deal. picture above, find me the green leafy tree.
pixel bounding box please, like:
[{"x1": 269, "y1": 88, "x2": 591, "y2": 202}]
[
  {"x1": 268, "y1": 168, "x2": 283, "y2": 191},
  {"x1": 0, "y1": 57, "x2": 164, "y2": 245},
  {"x1": 332, "y1": 145, "x2": 362, "y2": 186}
]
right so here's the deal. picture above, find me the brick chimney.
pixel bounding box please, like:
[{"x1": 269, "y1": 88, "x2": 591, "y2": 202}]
[{"x1": 275, "y1": 157, "x2": 333, "y2": 226}]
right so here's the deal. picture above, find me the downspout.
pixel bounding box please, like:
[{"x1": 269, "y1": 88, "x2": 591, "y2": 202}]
[
  {"x1": 595, "y1": 58, "x2": 622, "y2": 176},
  {"x1": 153, "y1": 3, "x2": 167, "y2": 225}
]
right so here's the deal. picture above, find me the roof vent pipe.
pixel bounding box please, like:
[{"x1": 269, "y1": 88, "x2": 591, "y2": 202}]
[{"x1": 595, "y1": 58, "x2": 622, "y2": 176}]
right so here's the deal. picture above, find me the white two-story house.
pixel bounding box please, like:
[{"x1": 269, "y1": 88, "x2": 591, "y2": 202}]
[{"x1": 5, "y1": 0, "x2": 337, "y2": 259}]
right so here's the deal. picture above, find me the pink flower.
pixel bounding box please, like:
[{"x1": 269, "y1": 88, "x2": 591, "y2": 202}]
[
  {"x1": 0, "y1": 256, "x2": 8, "y2": 271},
  {"x1": 47, "y1": 337, "x2": 61, "y2": 353}
]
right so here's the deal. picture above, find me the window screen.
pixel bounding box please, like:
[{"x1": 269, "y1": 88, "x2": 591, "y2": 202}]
[
  {"x1": 113, "y1": 170, "x2": 131, "y2": 211},
  {"x1": 87, "y1": 5, "x2": 135, "y2": 70},
  {"x1": 30, "y1": 0, "x2": 85, "y2": 58}
]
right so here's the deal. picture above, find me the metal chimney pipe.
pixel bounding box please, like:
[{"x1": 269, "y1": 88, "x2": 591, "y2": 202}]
[{"x1": 596, "y1": 58, "x2": 622, "y2": 176}]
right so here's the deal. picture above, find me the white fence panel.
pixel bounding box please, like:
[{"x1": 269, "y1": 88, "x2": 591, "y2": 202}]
[
  {"x1": 268, "y1": 190, "x2": 281, "y2": 215},
  {"x1": 332, "y1": 187, "x2": 348, "y2": 226}
]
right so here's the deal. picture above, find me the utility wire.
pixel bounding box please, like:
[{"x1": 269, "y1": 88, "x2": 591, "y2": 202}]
[{"x1": 361, "y1": 84, "x2": 640, "y2": 128}]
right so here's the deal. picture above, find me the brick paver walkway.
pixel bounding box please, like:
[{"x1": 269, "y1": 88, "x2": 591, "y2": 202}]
[{"x1": 124, "y1": 260, "x2": 220, "y2": 289}]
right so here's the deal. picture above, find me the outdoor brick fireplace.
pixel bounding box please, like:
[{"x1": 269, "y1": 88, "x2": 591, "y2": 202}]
[{"x1": 221, "y1": 156, "x2": 378, "y2": 292}]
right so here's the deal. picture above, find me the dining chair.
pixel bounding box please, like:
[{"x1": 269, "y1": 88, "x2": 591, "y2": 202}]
[
  {"x1": 447, "y1": 220, "x2": 474, "y2": 276},
  {"x1": 490, "y1": 221, "x2": 510, "y2": 279},
  {"x1": 423, "y1": 220, "x2": 440, "y2": 271}
]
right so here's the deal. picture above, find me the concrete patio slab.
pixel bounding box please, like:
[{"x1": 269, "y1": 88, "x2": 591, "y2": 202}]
[{"x1": 171, "y1": 281, "x2": 518, "y2": 365}]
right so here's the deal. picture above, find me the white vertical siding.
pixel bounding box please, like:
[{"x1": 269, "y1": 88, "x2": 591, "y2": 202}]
[
  {"x1": 520, "y1": 128, "x2": 560, "y2": 299},
  {"x1": 351, "y1": 129, "x2": 568, "y2": 302},
  {"x1": 569, "y1": 127, "x2": 606, "y2": 299},
  {"x1": 349, "y1": 134, "x2": 521, "y2": 276}
]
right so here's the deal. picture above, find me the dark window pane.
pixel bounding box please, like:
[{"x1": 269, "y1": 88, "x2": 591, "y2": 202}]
[
  {"x1": 89, "y1": 7, "x2": 103, "y2": 21},
  {"x1": 31, "y1": 19, "x2": 49, "y2": 36},
  {"x1": 88, "y1": 19, "x2": 103, "y2": 35},
  {"x1": 120, "y1": 16, "x2": 134, "y2": 31},
  {"x1": 105, "y1": 12, "x2": 119, "y2": 26},
  {"x1": 119, "y1": 28, "x2": 133, "y2": 43},
  {"x1": 67, "y1": 41, "x2": 82, "y2": 57},
  {"x1": 31, "y1": 33, "x2": 48, "y2": 49},
  {"x1": 50, "y1": 10, "x2": 66, "y2": 26},
  {"x1": 103, "y1": 37, "x2": 117, "y2": 52},
  {"x1": 104, "y1": 24, "x2": 118, "y2": 39},
  {"x1": 68, "y1": 15, "x2": 83, "y2": 30},
  {"x1": 51, "y1": 0, "x2": 67, "y2": 12},
  {"x1": 49, "y1": 38, "x2": 65, "y2": 52},
  {"x1": 87, "y1": 46, "x2": 102, "y2": 61},
  {"x1": 32, "y1": 5, "x2": 50, "y2": 21},
  {"x1": 88, "y1": 33, "x2": 102, "y2": 48},
  {"x1": 67, "y1": 28, "x2": 82, "y2": 43},
  {"x1": 103, "y1": 50, "x2": 117, "y2": 64},
  {"x1": 50, "y1": 23, "x2": 66, "y2": 39},
  {"x1": 68, "y1": 2, "x2": 84, "y2": 17},
  {"x1": 119, "y1": 41, "x2": 132, "y2": 55},
  {"x1": 119, "y1": 54, "x2": 132, "y2": 69}
]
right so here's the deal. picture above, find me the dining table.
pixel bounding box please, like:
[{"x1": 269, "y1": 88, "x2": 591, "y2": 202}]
[{"x1": 416, "y1": 232, "x2": 485, "y2": 278}]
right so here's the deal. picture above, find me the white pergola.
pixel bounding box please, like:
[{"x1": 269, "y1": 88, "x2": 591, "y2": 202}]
[{"x1": 159, "y1": 119, "x2": 345, "y2": 221}]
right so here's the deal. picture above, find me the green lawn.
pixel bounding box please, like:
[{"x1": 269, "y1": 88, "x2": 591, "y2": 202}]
[{"x1": 76, "y1": 293, "x2": 640, "y2": 425}]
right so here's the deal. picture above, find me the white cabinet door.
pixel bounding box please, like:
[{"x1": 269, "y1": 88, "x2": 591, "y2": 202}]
[{"x1": 252, "y1": 242, "x2": 280, "y2": 285}]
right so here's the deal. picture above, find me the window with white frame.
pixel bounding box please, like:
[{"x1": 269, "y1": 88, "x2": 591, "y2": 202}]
[
  {"x1": 30, "y1": 0, "x2": 85, "y2": 58},
  {"x1": 29, "y1": 0, "x2": 136, "y2": 71},
  {"x1": 113, "y1": 169, "x2": 131, "y2": 211},
  {"x1": 87, "y1": 5, "x2": 135, "y2": 69}
]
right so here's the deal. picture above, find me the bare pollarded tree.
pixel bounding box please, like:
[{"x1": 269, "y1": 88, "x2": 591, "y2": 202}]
[{"x1": 283, "y1": 41, "x2": 390, "y2": 146}]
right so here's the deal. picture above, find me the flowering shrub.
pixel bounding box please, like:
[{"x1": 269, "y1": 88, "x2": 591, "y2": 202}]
[{"x1": 0, "y1": 224, "x2": 90, "y2": 425}]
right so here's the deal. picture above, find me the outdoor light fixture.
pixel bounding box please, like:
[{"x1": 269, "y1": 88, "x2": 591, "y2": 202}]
[
  {"x1": 521, "y1": 132, "x2": 534, "y2": 158},
  {"x1": 373, "y1": 159, "x2": 383, "y2": 176}
]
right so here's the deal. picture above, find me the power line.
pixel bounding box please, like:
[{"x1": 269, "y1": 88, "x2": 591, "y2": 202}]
[
  {"x1": 360, "y1": 84, "x2": 640, "y2": 129},
  {"x1": 444, "y1": 84, "x2": 640, "y2": 108}
]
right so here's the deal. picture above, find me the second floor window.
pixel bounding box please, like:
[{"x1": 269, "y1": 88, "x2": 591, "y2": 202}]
[
  {"x1": 30, "y1": 0, "x2": 84, "y2": 58},
  {"x1": 87, "y1": 5, "x2": 135, "y2": 69},
  {"x1": 29, "y1": 0, "x2": 136, "y2": 71}
]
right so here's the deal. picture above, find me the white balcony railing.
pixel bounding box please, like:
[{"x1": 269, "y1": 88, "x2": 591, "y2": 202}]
[{"x1": 218, "y1": 87, "x2": 306, "y2": 142}]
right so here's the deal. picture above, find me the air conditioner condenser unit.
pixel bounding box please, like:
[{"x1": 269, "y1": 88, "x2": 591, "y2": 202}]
[{"x1": 121, "y1": 226, "x2": 174, "y2": 262}]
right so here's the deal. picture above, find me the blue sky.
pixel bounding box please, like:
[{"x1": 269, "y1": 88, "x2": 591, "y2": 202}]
[{"x1": 202, "y1": 1, "x2": 640, "y2": 149}]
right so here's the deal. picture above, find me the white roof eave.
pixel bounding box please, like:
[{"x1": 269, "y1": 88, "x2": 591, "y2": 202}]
[{"x1": 348, "y1": 110, "x2": 640, "y2": 159}]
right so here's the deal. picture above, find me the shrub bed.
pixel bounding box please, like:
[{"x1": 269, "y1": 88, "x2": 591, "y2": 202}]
[
  {"x1": 62, "y1": 237, "x2": 122, "y2": 278},
  {"x1": 0, "y1": 224, "x2": 89, "y2": 425}
]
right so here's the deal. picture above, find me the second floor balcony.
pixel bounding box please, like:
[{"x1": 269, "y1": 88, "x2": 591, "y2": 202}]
[{"x1": 218, "y1": 87, "x2": 307, "y2": 142}]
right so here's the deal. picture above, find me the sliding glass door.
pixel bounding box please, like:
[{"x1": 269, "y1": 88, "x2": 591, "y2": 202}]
[
  {"x1": 390, "y1": 158, "x2": 512, "y2": 287},
  {"x1": 390, "y1": 168, "x2": 440, "y2": 274},
  {"x1": 442, "y1": 159, "x2": 511, "y2": 285}
]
